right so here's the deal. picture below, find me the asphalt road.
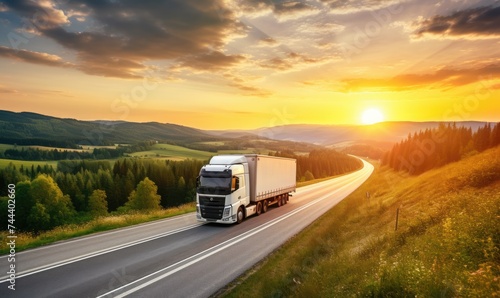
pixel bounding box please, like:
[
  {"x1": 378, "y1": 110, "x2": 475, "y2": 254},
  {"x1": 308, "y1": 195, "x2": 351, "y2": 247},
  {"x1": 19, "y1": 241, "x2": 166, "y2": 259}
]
[{"x1": 0, "y1": 159, "x2": 373, "y2": 297}]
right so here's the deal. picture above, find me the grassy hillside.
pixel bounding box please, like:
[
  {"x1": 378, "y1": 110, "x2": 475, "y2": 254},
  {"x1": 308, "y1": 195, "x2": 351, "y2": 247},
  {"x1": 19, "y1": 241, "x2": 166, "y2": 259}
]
[{"x1": 221, "y1": 146, "x2": 500, "y2": 297}]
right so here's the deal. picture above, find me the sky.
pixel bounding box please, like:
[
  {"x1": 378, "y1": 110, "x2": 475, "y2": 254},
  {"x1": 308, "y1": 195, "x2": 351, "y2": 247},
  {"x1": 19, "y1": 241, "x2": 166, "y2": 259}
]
[{"x1": 0, "y1": 0, "x2": 499, "y2": 130}]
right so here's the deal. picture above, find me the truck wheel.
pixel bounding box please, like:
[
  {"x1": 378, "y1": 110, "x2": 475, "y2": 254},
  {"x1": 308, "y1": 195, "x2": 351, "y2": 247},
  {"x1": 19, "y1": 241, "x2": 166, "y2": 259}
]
[
  {"x1": 262, "y1": 200, "x2": 268, "y2": 213},
  {"x1": 284, "y1": 194, "x2": 288, "y2": 204},
  {"x1": 236, "y1": 206, "x2": 245, "y2": 224},
  {"x1": 277, "y1": 196, "x2": 282, "y2": 207},
  {"x1": 256, "y1": 202, "x2": 262, "y2": 216}
]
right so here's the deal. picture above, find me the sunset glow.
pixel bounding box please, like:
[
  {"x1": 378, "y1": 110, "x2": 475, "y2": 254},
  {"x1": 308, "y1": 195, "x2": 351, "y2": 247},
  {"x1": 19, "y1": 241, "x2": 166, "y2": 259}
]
[{"x1": 0, "y1": 1, "x2": 499, "y2": 129}]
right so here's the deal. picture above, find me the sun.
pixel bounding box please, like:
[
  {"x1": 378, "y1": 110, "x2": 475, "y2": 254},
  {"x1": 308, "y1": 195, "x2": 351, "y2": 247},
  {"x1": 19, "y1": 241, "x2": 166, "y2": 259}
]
[{"x1": 361, "y1": 108, "x2": 384, "y2": 125}]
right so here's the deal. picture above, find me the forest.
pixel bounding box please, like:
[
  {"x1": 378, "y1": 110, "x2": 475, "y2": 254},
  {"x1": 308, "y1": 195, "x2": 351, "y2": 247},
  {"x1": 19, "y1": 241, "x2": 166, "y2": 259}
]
[
  {"x1": 382, "y1": 122, "x2": 500, "y2": 175},
  {"x1": 0, "y1": 149, "x2": 362, "y2": 233}
]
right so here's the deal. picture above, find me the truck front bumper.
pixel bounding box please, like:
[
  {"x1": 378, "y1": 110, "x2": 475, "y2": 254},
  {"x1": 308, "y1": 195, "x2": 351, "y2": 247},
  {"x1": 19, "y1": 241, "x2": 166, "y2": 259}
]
[{"x1": 196, "y1": 204, "x2": 237, "y2": 224}]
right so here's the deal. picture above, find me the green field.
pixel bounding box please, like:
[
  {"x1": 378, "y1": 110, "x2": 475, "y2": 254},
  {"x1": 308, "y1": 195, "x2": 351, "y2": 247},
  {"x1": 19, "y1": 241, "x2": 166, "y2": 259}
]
[
  {"x1": 217, "y1": 148, "x2": 268, "y2": 155},
  {"x1": 221, "y1": 146, "x2": 500, "y2": 297},
  {"x1": 130, "y1": 143, "x2": 270, "y2": 160},
  {"x1": 129, "y1": 143, "x2": 214, "y2": 160},
  {"x1": 0, "y1": 144, "x2": 15, "y2": 151},
  {"x1": 0, "y1": 143, "x2": 118, "y2": 153},
  {"x1": 0, "y1": 142, "x2": 262, "y2": 169},
  {"x1": 0, "y1": 143, "x2": 215, "y2": 168},
  {"x1": 0, "y1": 159, "x2": 58, "y2": 169},
  {"x1": 194, "y1": 141, "x2": 226, "y2": 146}
]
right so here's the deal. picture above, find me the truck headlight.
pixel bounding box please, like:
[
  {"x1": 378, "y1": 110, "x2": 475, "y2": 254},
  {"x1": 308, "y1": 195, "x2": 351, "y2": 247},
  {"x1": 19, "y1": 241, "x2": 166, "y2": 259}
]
[{"x1": 223, "y1": 206, "x2": 231, "y2": 218}]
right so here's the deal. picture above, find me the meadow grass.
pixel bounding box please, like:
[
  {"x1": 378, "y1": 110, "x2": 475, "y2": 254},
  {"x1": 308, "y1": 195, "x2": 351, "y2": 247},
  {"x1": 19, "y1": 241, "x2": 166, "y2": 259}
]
[
  {"x1": 129, "y1": 143, "x2": 213, "y2": 160},
  {"x1": 0, "y1": 144, "x2": 16, "y2": 151},
  {"x1": 217, "y1": 148, "x2": 269, "y2": 154},
  {"x1": 130, "y1": 143, "x2": 278, "y2": 159},
  {"x1": 0, "y1": 203, "x2": 196, "y2": 254},
  {"x1": 0, "y1": 158, "x2": 59, "y2": 169},
  {"x1": 219, "y1": 146, "x2": 500, "y2": 297},
  {"x1": 0, "y1": 143, "x2": 92, "y2": 152}
]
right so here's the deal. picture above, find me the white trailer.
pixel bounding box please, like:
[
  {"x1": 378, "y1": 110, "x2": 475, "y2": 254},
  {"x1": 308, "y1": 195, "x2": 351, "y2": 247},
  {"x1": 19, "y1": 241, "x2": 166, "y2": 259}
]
[{"x1": 196, "y1": 154, "x2": 296, "y2": 224}]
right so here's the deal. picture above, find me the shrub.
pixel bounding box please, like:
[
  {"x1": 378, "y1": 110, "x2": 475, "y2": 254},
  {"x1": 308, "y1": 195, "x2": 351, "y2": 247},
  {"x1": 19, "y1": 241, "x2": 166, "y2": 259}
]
[
  {"x1": 125, "y1": 177, "x2": 161, "y2": 211},
  {"x1": 88, "y1": 189, "x2": 108, "y2": 217}
]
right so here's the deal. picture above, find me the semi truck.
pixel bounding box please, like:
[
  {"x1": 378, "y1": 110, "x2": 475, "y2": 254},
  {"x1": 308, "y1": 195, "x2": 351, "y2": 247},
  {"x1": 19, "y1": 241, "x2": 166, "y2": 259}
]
[{"x1": 196, "y1": 154, "x2": 296, "y2": 224}]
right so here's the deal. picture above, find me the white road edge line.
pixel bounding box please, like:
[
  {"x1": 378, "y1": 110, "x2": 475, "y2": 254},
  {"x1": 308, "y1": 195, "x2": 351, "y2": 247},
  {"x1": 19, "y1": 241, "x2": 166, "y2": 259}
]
[
  {"x1": 0, "y1": 213, "x2": 195, "y2": 259},
  {"x1": 0, "y1": 223, "x2": 201, "y2": 283},
  {"x1": 98, "y1": 170, "x2": 370, "y2": 298}
]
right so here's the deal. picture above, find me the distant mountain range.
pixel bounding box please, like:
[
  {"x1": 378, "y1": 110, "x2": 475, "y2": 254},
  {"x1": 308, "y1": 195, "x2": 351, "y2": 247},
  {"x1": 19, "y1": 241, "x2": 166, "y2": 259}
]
[
  {"x1": 209, "y1": 121, "x2": 490, "y2": 146},
  {"x1": 0, "y1": 110, "x2": 491, "y2": 148}
]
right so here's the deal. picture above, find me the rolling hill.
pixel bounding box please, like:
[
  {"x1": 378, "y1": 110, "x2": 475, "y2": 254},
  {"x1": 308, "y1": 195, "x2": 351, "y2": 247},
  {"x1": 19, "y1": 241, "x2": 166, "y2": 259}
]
[{"x1": 0, "y1": 110, "x2": 217, "y2": 147}]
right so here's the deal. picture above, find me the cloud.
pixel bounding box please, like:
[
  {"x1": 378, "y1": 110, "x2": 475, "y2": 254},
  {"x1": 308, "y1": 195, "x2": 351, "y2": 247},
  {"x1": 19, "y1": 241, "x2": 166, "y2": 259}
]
[
  {"x1": 0, "y1": 45, "x2": 72, "y2": 68},
  {"x1": 76, "y1": 55, "x2": 147, "y2": 79},
  {"x1": 222, "y1": 73, "x2": 271, "y2": 97},
  {"x1": 258, "y1": 37, "x2": 280, "y2": 47},
  {"x1": 413, "y1": 5, "x2": 500, "y2": 39},
  {"x1": 234, "y1": 0, "x2": 319, "y2": 20},
  {"x1": 320, "y1": 0, "x2": 402, "y2": 14},
  {"x1": 0, "y1": 3, "x2": 8, "y2": 12},
  {"x1": 273, "y1": 1, "x2": 320, "y2": 19},
  {"x1": 339, "y1": 63, "x2": 500, "y2": 92},
  {"x1": 259, "y1": 52, "x2": 332, "y2": 71},
  {"x1": 228, "y1": 81, "x2": 272, "y2": 97},
  {"x1": 1, "y1": 0, "x2": 69, "y2": 29},
  {"x1": 175, "y1": 51, "x2": 246, "y2": 72},
  {"x1": 1, "y1": 0, "x2": 246, "y2": 79},
  {"x1": 0, "y1": 85, "x2": 18, "y2": 94},
  {"x1": 297, "y1": 21, "x2": 345, "y2": 35}
]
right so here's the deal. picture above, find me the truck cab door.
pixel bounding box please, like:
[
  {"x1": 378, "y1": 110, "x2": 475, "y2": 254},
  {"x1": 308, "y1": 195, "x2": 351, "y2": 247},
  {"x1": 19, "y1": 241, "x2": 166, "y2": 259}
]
[{"x1": 231, "y1": 175, "x2": 248, "y2": 205}]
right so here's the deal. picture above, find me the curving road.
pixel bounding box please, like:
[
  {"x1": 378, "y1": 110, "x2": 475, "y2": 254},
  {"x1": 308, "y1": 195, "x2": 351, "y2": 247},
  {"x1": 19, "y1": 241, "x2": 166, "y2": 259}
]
[{"x1": 0, "y1": 159, "x2": 373, "y2": 297}]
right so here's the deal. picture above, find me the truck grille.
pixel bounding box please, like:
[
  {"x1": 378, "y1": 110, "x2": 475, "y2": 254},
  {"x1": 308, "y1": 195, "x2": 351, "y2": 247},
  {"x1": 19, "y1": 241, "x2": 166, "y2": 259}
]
[
  {"x1": 199, "y1": 196, "x2": 225, "y2": 206},
  {"x1": 199, "y1": 196, "x2": 225, "y2": 220}
]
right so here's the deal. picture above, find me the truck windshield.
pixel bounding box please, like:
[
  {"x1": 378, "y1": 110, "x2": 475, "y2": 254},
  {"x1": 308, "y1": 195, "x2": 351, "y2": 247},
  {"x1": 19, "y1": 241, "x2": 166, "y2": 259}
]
[{"x1": 197, "y1": 176, "x2": 231, "y2": 195}]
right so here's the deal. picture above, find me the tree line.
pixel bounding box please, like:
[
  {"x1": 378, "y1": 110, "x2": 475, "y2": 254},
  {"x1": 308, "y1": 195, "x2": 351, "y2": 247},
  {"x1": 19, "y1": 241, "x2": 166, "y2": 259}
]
[
  {"x1": 272, "y1": 149, "x2": 364, "y2": 181},
  {"x1": 0, "y1": 158, "x2": 203, "y2": 232},
  {"x1": 0, "y1": 149, "x2": 363, "y2": 233},
  {"x1": 0, "y1": 142, "x2": 155, "y2": 161},
  {"x1": 382, "y1": 122, "x2": 500, "y2": 175}
]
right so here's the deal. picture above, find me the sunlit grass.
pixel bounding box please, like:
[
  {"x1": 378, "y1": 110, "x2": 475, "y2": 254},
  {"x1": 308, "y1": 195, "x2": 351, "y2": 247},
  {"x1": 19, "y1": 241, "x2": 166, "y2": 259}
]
[
  {"x1": 220, "y1": 146, "x2": 500, "y2": 297},
  {"x1": 128, "y1": 143, "x2": 213, "y2": 160}
]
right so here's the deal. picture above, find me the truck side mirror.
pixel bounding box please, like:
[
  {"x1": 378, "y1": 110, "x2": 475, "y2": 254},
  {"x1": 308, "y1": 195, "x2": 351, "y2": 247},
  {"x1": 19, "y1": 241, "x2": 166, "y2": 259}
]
[{"x1": 196, "y1": 176, "x2": 200, "y2": 188}]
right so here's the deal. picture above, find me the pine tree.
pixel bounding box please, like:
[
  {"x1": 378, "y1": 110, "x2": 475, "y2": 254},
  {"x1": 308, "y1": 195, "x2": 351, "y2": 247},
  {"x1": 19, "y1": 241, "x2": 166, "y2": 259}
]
[
  {"x1": 491, "y1": 122, "x2": 500, "y2": 148},
  {"x1": 474, "y1": 124, "x2": 491, "y2": 152}
]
